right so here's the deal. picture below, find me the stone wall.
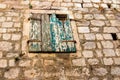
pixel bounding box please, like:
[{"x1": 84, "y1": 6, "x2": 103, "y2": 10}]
[{"x1": 0, "y1": 0, "x2": 120, "y2": 80}]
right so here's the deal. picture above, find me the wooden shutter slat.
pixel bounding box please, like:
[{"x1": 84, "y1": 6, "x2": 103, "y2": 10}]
[
  {"x1": 64, "y1": 17, "x2": 76, "y2": 52},
  {"x1": 29, "y1": 14, "x2": 41, "y2": 52},
  {"x1": 41, "y1": 14, "x2": 52, "y2": 51}
]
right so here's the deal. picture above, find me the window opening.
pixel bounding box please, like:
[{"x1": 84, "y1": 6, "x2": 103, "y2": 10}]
[{"x1": 111, "y1": 33, "x2": 118, "y2": 40}]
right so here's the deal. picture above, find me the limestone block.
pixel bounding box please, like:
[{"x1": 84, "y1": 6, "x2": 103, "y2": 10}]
[
  {"x1": 83, "y1": 3, "x2": 93, "y2": 8},
  {"x1": 94, "y1": 14, "x2": 106, "y2": 19},
  {"x1": 2, "y1": 34, "x2": 11, "y2": 40},
  {"x1": 83, "y1": 42, "x2": 96, "y2": 49},
  {"x1": 101, "y1": 41, "x2": 114, "y2": 48},
  {"x1": 111, "y1": 67, "x2": 120, "y2": 76},
  {"x1": 91, "y1": 0, "x2": 101, "y2": 3},
  {"x1": 44, "y1": 60, "x2": 54, "y2": 66},
  {"x1": 91, "y1": 20, "x2": 105, "y2": 26},
  {"x1": 104, "y1": 27, "x2": 119, "y2": 33},
  {"x1": 9, "y1": 59, "x2": 15, "y2": 67},
  {"x1": 19, "y1": 60, "x2": 31, "y2": 67},
  {"x1": 110, "y1": 20, "x2": 120, "y2": 26},
  {"x1": 74, "y1": 13, "x2": 82, "y2": 19},
  {"x1": 93, "y1": 68, "x2": 108, "y2": 76},
  {"x1": 103, "y1": 49, "x2": 116, "y2": 57},
  {"x1": 103, "y1": 34, "x2": 112, "y2": 40},
  {"x1": 4, "y1": 68, "x2": 20, "y2": 79},
  {"x1": 72, "y1": 0, "x2": 82, "y2": 2},
  {"x1": 11, "y1": 34, "x2": 21, "y2": 40},
  {"x1": 78, "y1": 27, "x2": 90, "y2": 33},
  {"x1": 105, "y1": 14, "x2": 116, "y2": 19},
  {"x1": 84, "y1": 33, "x2": 96, "y2": 40},
  {"x1": 74, "y1": 3, "x2": 82, "y2": 8},
  {"x1": 88, "y1": 58, "x2": 99, "y2": 65},
  {"x1": 96, "y1": 34, "x2": 104, "y2": 40},
  {"x1": 0, "y1": 59, "x2": 7, "y2": 68},
  {"x1": 83, "y1": 0, "x2": 91, "y2": 2},
  {"x1": 72, "y1": 58, "x2": 86, "y2": 66},
  {"x1": 103, "y1": 58, "x2": 113, "y2": 65},
  {"x1": 0, "y1": 17, "x2": 6, "y2": 22},
  {"x1": 2, "y1": 22, "x2": 13, "y2": 28},
  {"x1": 82, "y1": 50, "x2": 93, "y2": 58},
  {"x1": 103, "y1": 0, "x2": 112, "y2": 3},
  {"x1": 95, "y1": 50, "x2": 103, "y2": 57},
  {"x1": 0, "y1": 4, "x2": 7, "y2": 9},
  {"x1": 84, "y1": 14, "x2": 93, "y2": 20},
  {"x1": 0, "y1": 41, "x2": 12, "y2": 51},
  {"x1": 113, "y1": 58, "x2": 120, "y2": 65}
]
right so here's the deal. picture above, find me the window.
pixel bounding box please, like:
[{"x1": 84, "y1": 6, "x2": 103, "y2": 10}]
[{"x1": 28, "y1": 13, "x2": 76, "y2": 53}]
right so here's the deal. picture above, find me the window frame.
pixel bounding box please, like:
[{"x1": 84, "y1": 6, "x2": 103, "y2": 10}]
[{"x1": 22, "y1": 10, "x2": 81, "y2": 55}]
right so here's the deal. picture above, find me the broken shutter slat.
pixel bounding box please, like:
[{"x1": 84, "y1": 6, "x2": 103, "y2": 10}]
[
  {"x1": 64, "y1": 16, "x2": 76, "y2": 52},
  {"x1": 56, "y1": 18, "x2": 67, "y2": 52},
  {"x1": 50, "y1": 14, "x2": 59, "y2": 51},
  {"x1": 41, "y1": 14, "x2": 52, "y2": 51},
  {"x1": 29, "y1": 14, "x2": 41, "y2": 52}
]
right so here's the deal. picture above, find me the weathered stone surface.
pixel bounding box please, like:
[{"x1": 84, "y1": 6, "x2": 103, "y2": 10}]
[
  {"x1": 0, "y1": 4, "x2": 7, "y2": 9},
  {"x1": 4, "y1": 68, "x2": 20, "y2": 79},
  {"x1": 84, "y1": 33, "x2": 95, "y2": 40},
  {"x1": 74, "y1": 3, "x2": 82, "y2": 8},
  {"x1": 78, "y1": 27, "x2": 90, "y2": 33},
  {"x1": 72, "y1": 58, "x2": 86, "y2": 66},
  {"x1": 84, "y1": 14, "x2": 93, "y2": 20},
  {"x1": 94, "y1": 14, "x2": 106, "y2": 19},
  {"x1": 91, "y1": 20, "x2": 105, "y2": 26},
  {"x1": 88, "y1": 58, "x2": 99, "y2": 65},
  {"x1": 19, "y1": 60, "x2": 31, "y2": 67},
  {"x1": 2, "y1": 22, "x2": 13, "y2": 27},
  {"x1": 9, "y1": 59, "x2": 15, "y2": 67},
  {"x1": 83, "y1": 0, "x2": 91, "y2": 2},
  {"x1": 104, "y1": 27, "x2": 119, "y2": 33},
  {"x1": 83, "y1": 42, "x2": 96, "y2": 49},
  {"x1": 103, "y1": 0, "x2": 112, "y2": 3},
  {"x1": 0, "y1": 52, "x2": 3, "y2": 58},
  {"x1": 82, "y1": 50, "x2": 93, "y2": 58},
  {"x1": 89, "y1": 77, "x2": 99, "y2": 80},
  {"x1": 6, "y1": 53, "x2": 19, "y2": 58},
  {"x1": 2, "y1": 34, "x2": 11, "y2": 40},
  {"x1": 103, "y1": 58, "x2": 113, "y2": 65},
  {"x1": 72, "y1": 0, "x2": 82, "y2": 2},
  {"x1": 93, "y1": 68, "x2": 108, "y2": 76},
  {"x1": 24, "y1": 69, "x2": 38, "y2": 78},
  {"x1": 95, "y1": 50, "x2": 103, "y2": 57},
  {"x1": 96, "y1": 34, "x2": 103, "y2": 40},
  {"x1": 44, "y1": 60, "x2": 54, "y2": 66},
  {"x1": 91, "y1": 0, "x2": 101, "y2": 3},
  {"x1": 111, "y1": 67, "x2": 120, "y2": 76},
  {"x1": 0, "y1": 17, "x2": 6, "y2": 22},
  {"x1": 5, "y1": 12, "x2": 19, "y2": 17},
  {"x1": 105, "y1": 14, "x2": 116, "y2": 19},
  {"x1": 0, "y1": 41, "x2": 12, "y2": 51},
  {"x1": 83, "y1": 3, "x2": 93, "y2": 7},
  {"x1": 101, "y1": 41, "x2": 114, "y2": 48},
  {"x1": 103, "y1": 49, "x2": 116, "y2": 57},
  {"x1": 103, "y1": 34, "x2": 112, "y2": 40},
  {"x1": 0, "y1": 59, "x2": 7, "y2": 68},
  {"x1": 74, "y1": 13, "x2": 82, "y2": 19},
  {"x1": 113, "y1": 58, "x2": 120, "y2": 65},
  {"x1": 11, "y1": 34, "x2": 21, "y2": 40},
  {"x1": 110, "y1": 20, "x2": 120, "y2": 26}
]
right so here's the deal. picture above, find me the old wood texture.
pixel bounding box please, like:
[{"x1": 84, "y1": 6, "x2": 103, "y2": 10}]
[
  {"x1": 29, "y1": 14, "x2": 41, "y2": 52},
  {"x1": 41, "y1": 14, "x2": 52, "y2": 51},
  {"x1": 29, "y1": 13, "x2": 76, "y2": 53}
]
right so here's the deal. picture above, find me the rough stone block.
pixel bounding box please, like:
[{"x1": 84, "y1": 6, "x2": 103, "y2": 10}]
[
  {"x1": 0, "y1": 59, "x2": 7, "y2": 68},
  {"x1": 96, "y1": 34, "x2": 104, "y2": 40},
  {"x1": 0, "y1": 17, "x2": 6, "y2": 22},
  {"x1": 111, "y1": 67, "x2": 120, "y2": 76},
  {"x1": 103, "y1": 49, "x2": 116, "y2": 57},
  {"x1": 101, "y1": 41, "x2": 114, "y2": 48},
  {"x1": 110, "y1": 20, "x2": 120, "y2": 26},
  {"x1": 82, "y1": 50, "x2": 93, "y2": 58},
  {"x1": 94, "y1": 14, "x2": 106, "y2": 19},
  {"x1": 103, "y1": 34, "x2": 113, "y2": 40},
  {"x1": 72, "y1": 58, "x2": 86, "y2": 66},
  {"x1": 72, "y1": 0, "x2": 82, "y2": 2},
  {"x1": 83, "y1": 42, "x2": 96, "y2": 49},
  {"x1": 84, "y1": 14, "x2": 93, "y2": 20},
  {"x1": 104, "y1": 27, "x2": 119, "y2": 33},
  {"x1": 0, "y1": 41, "x2": 12, "y2": 51},
  {"x1": 91, "y1": 0, "x2": 101, "y2": 3},
  {"x1": 74, "y1": 13, "x2": 82, "y2": 19},
  {"x1": 83, "y1": 3, "x2": 93, "y2": 8},
  {"x1": 84, "y1": 33, "x2": 96, "y2": 40},
  {"x1": 19, "y1": 60, "x2": 31, "y2": 67},
  {"x1": 9, "y1": 59, "x2": 15, "y2": 67},
  {"x1": 88, "y1": 58, "x2": 99, "y2": 65},
  {"x1": 93, "y1": 68, "x2": 108, "y2": 76},
  {"x1": 2, "y1": 22, "x2": 13, "y2": 27},
  {"x1": 0, "y1": 4, "x2": 7, "y2": 9},
  {"x1": 2, "y1": 34, "x2": 11, "y2": 40},
  {"x1": 113, "y1": 58, "x2": 120, "y2": 65},
  {"x1": 78, "y1": 27, "x2": 90, "y2": 33},
  {"x1": 91, "y1": 20, "x2": 105, "y2": 26},
  {"x1": 4, "y1": 68, "x2": 20, "y2": 79},
  {"x1": 11, "y1": 34, "x2": 21, "y2": 40},
  {"x1": 103, "y1": 58, "x2": 113, "y2": 65}
]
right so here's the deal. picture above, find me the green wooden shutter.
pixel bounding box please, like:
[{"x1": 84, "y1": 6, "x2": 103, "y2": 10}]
[
  {"x1": 29, "y1": 14, "x2": 76, "y2": 53},
  {"x1": 29, "y1": 14, "x2": 41, "y2": 52}
]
